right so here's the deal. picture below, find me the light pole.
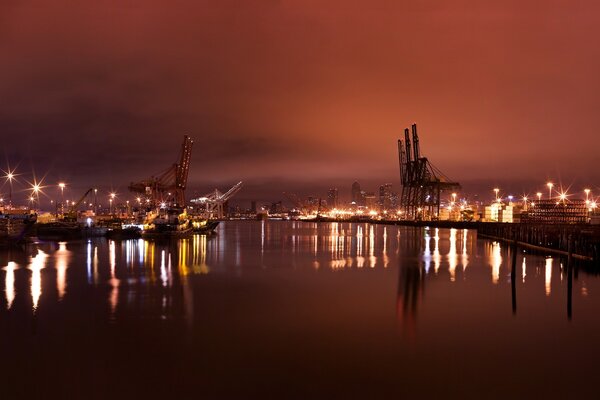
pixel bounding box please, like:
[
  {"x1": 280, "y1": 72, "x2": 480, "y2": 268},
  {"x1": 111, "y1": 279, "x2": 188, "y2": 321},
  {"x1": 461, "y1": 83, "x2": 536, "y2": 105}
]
[
  {"x1": 536, "y1": 192, "x2": 542, "y2": 202},
  {"x1": 32, "y1": 184, "x2": 41, "y2": 208},
  {"x1": 58, "y1": 182, "x2": 66, "y2": 216},
  {"x1": 109, "y1": 192, "x2": 116, "y2": 215},
  {"x1": 585, "y1": 188, "x2": 591, "y2": 205},
  {"x1": 547, "y1": 182, "x2": 553, "y2": 200},
  {"x1": 3, "y1": 170, "x2": 16, "y2": 207},
  {"x1": 94, "y1": 188, "x2": 98, "y2": 213},
  {"x1": 493, "y1": 188, "x2": 500, "y2": 202}
]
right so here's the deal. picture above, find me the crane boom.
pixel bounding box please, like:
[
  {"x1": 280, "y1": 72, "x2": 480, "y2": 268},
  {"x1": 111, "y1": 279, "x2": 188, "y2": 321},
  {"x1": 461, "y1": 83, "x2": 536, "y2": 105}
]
[{"x1": 176, "y1": 136, "x2": 194, "y2": 191}]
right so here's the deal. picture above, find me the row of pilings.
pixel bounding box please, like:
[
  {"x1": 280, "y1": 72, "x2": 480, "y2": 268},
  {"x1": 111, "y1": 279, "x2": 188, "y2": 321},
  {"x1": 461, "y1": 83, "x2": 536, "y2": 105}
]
[{"x1": 472, "y1": 222, "x2": 600, "y2": 262}]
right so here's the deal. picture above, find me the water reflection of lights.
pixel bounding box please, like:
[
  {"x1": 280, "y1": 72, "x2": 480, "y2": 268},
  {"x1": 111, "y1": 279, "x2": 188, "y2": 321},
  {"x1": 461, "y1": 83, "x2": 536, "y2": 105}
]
[
  {"x1": 261, "y1": 220, "x2": 265, "y2": 255},
  {"x1": 356, "y1": 225, "x2": 363, "y2": 258},
  {"x1": 461, "y1": 229, "x2": 469, "y2": 273},
  {"x1": 491, "y1": 242, "x2": 502, "y2": 284},
  {"x1": 29, "y1": 249, "x2": 48, "y2": 311},
  {"x1": 160, "y1": 250, "x2": 168, "y2": 287},
  {"x1": 179, "y1": 239, "x2": 188, "y2": 274},
  {"x1": 193, "y1": 235, "x2": 210, "y2": 274},
  {"x1": 423, "y1": 229, "x2": 431, "y2": 274},
  {"x1": 86, "y1": 241, "x2": 92, "y2": 283},
  {"x1": 137, "y1": 239, "x2": 145, "y2": 264},
  {"x1": 382, "y1": 226, "x2": 389, "y2": 268},
  {"x1": 433, "y1": 228, "x2": 441, "y2": 274},
  {"x1": 109, "y1": 240, "x2": 119, "y2": 317},
  {"x1": 4, "y1": 261, "x2": 17, "y2": 309},
  {"x1": 56, "y1": 242, "x2": 70, "y2": 300},
  {"x1": 545, "y1": 257, "x2": 552, "y2": 296},
  {"x1": 448, "y1": 228, "x2": 458, "y2": 282},
  {"x1": 368, "y1": 225, "x2": 376, "y2": 268},
  {"x1": 522, "y1": 257, "x2": 527, "y2": 283}
]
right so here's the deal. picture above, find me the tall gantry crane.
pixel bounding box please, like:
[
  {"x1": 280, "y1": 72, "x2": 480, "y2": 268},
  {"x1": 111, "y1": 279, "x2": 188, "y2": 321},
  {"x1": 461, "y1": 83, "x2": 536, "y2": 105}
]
[
  {"x1": 398, "y1": 124, "x2": 460, "y2": 220},
  {"x1": 129, "y1": 136, "x2": 194, "y2": 207},
  {"x1": 190, "y1": 181, "x2": 243, "y2": 219}
]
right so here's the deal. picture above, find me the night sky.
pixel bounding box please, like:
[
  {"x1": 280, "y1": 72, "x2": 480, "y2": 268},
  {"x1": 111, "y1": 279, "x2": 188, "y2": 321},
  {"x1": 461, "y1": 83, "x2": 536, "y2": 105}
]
[{"x1": 2, "y1": 1, "x2": 600, "y2": 204}]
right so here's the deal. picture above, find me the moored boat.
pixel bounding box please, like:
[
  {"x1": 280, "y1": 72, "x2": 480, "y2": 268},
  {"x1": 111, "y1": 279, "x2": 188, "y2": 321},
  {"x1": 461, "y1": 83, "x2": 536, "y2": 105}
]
[
  {"x1": 141, "y1": 207, "x2": 192, "y2": 239},
  {"x1": 0, "y1": 209, "x2": 37, "y2": 245},
  {"x1": 191, "y1": 219, "x2": 220, "y2": 234}
]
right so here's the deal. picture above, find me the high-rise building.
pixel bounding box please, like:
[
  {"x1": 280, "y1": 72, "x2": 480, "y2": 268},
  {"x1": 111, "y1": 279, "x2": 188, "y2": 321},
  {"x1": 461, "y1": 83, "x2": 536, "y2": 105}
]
[
  {"x1": 351, "y1": 181, "x2": 361, "y2": 205},
  {"x1": 379, "y1": 183, "x2": 393, "y2": 211},
  {"x1": 327, "y1": 188, "x2": 339, "y2": 209},
  {"x1": 364, "y1": 192, "x2": 377, "y2": 208}
]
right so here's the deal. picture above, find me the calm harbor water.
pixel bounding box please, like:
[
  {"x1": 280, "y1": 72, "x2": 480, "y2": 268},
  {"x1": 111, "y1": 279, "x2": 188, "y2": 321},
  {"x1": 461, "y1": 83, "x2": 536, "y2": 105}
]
[{"x1": 1, "y1": 221, "x2": 599, "y2": 398}]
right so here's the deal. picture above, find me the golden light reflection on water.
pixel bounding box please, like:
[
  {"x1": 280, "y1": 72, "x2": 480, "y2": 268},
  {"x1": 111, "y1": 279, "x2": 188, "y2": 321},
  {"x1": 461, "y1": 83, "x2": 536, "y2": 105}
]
[
  {"x1": 433, "y1": 228, "x2": 441, "y2": 274},
  {"x1": 108, "y1": 240, "x2": 119, "y2": 317},
  {"x1": 448, "y1": 228, "x2": 458, "y2": 282},
  {"x1": 29, "y1": 249, "x2": 48, "y2": 311},
  {"x1": 0, "y1": 222, "x2": 589, "y2": 326},
  {"x1": 56, "y1": 242, "x2": 70, "y2": 300},
  {"x1": 545, "y1": 257, "x2": 553, "y2": 296},
  {"x1": 382, "y1": 226, "x2": 389, "y2": 268},
  {"x1": 193, "y1": 235, "x2": 210, "y2": 274},
  {"x1": 368, "y1": 225, "x2": 376, "y2": 268},
  {"x1": 461, "y1": 228, "x2": 469, "y2": 273},
  {"x1": 160, "y1": 250, "x2": 168, "y2": 287},
  {"x1": 490, "y1": 242, "x2": 502, "y2": 284},
  {"x1": 4, "y1": 261, "x2": 17, "y2": 309}
]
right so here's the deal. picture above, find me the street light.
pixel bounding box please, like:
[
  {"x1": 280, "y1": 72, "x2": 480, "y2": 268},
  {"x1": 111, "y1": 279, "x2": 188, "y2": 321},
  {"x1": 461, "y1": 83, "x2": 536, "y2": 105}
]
[
  {"x1": 94, "y1": 188, "x2": 98, "y2": 213},
  {"x1": 559, "y1": 192, "x2": 567, "y2": 203},
  {"x1": 58, "y1": 182, "x2": 66, "y2": 215},
  {"x1": 547, "y1": 182, "x2": 553, "y2": 199},
  {"x1": 6, "y1": 173, "x2": 14, "y2": 205},
  {"x1": 585, "y1": 188, "x2": 591, "y2": 205},
  {"x1": 536, "y1": 192, "x2": 542, "y2": 202},
  {"x1": 493, "y1": 188, "x2": 500, "y2": 201}
]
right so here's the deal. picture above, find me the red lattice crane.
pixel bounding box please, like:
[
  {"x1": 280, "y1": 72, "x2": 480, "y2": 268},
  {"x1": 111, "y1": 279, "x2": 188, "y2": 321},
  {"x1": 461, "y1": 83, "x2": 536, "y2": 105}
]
[{"x1": 129, "y1": 136, "x2": 194, "y2": 207}]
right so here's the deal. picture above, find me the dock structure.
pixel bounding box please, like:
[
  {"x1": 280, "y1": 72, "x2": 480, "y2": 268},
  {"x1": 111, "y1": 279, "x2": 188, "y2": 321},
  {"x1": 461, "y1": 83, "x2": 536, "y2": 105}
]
[
  {"x1": 397, "y1": 124, "x2": 460, "y2": 220},
  {"x1": 521, "y1": 199, "x2": 588, "y2": 224}
]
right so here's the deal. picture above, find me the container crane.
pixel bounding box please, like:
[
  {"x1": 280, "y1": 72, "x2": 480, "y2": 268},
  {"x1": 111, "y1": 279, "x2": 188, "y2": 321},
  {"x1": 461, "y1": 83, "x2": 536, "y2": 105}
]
[
  {"x1": 129, "y1": 136, "x2": 194, "y2": 207},
  {"x1": 190, "y1": 181, "x2": 243, "y2": 219}
]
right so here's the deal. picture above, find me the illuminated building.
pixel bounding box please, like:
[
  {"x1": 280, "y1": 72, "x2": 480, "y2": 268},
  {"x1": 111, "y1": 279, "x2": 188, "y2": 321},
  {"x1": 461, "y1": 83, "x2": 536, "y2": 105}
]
[
  {"x1": 379, "y1": 183, "x2": 393, "y2": 211},
  {"x1": 327, "y1": 188, "x2": 339, "y2": 209},
  {"x1": 351, "y1": 181, "x2": 362, "y2": 205},
  {"x1": 364, "y1": 192, "x2": 377, "y2": 208}
]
